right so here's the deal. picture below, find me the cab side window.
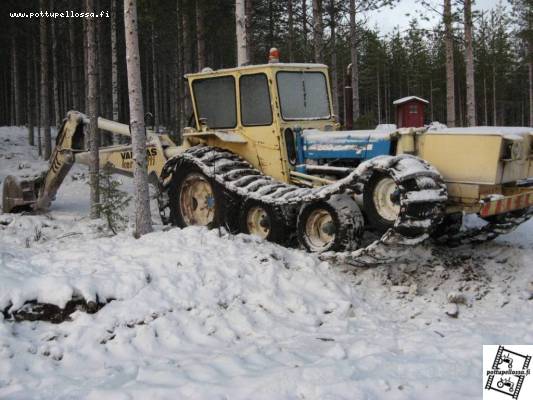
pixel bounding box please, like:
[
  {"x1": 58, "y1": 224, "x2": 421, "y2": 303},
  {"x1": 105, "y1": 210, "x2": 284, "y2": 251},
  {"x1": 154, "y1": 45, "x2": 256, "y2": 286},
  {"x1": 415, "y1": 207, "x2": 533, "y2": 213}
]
[
  {"x1": 193, "y1": 76, "x2": 237, "y2": 129},
  {"x1": 240, "y1": 74, "x2": 273, "y2": 126}
]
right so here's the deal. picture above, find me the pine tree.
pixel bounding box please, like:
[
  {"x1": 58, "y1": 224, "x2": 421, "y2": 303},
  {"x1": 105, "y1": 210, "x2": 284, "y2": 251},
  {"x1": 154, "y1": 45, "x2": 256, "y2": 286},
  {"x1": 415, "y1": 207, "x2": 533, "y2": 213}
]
[
  {"x1": 97, "y1": 167, "x2": 132, "y2": 234},
  {"x1": 463, "y1": 0, "x2": 476, "y2": 126},
  {"x1": 87, "y1": 0, "x2": 100, "y2": 219},
  {"x1": 40, "y1": 0, "x2": 52, "y2": 160},
  {"x1": 509, "y1": 0, "x2": 533, "y2": 126},
  {"x1": 312, "y1": 0, "x2": 323, "y2": 63},
  {"x1": 444, "y1": 0, "x2": 456, "y2": 127},
  {"x1": 236, "y1": 0, "x2": 248, "y2": 66},
  {"x1": 111, "y1": 0, "x2": 120, "y2": 122},
  {"x1": 124, "y1": 0, "x2": 153, "y2": 237}
]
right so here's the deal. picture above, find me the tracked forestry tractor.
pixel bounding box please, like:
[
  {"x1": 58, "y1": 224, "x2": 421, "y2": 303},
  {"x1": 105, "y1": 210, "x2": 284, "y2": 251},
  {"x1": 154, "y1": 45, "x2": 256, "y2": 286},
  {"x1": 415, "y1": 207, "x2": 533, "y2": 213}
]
[{"x1": 3, "y1": 59, "x2": 533, "y2": 264}]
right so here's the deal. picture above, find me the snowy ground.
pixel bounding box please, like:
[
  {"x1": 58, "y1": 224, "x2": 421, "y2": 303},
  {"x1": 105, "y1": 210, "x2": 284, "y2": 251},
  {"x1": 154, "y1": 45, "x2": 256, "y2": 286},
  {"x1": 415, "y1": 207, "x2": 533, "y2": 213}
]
[{"x1": 0, "y1": 126, "x2": 532, "y2": 399}]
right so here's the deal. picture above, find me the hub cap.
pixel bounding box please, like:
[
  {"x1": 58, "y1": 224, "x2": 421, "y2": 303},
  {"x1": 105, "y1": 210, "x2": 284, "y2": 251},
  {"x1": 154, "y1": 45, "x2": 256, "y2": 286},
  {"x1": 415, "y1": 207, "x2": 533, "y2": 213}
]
[
  {"x1": 305, "y1": 209, "x2": 335, "y2": 249},
  {"x1": 373, "y1": 177, "x2": 400, "y2": 223},
  {"x1": 179, "y1": 173, "x2": 215, "y2": 226},
  {"x1": 246, "y1": 206, "x2": 271, "y2": 239}
]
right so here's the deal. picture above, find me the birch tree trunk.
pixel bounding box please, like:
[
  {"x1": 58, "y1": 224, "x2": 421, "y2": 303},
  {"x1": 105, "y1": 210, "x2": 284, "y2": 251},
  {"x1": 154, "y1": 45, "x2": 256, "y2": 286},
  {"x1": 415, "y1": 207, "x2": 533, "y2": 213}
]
[
  {"x1": 124, "y1": 0, "x2": 153, "y2": 237},
  {"x1": 87, "y1": 0, "x2": 100, "y2": 219},
  {"x1": 111, "y1": 0, "x2": 119, "y2": 122},
  {"x1": 349, "y1": 0, "x2": 359, "y2": 122},
  {"x1": 40, "y1": 0, "x2": 52, "y2": 160},
  {"x1": 236, "y1": 0, "x2": 248, "y2": 66},
  {"x1": 464, "y1": 0, "x2": 476, "y2": 126},
  {"x1": 196, "y1": 0, "x2": 206, "y2": 70},
  {"x1": 288, "y1": 0, "x2": 294, "y2": 62},
  {"x1": 329, "y1": 0, "x2": 338, "y2": 116},
  {"x1": 444, "y1": 0, "x2": 456, "y2": 127},
  {"x1": 312, "y1": 0, "x2": 323, "y2": 63}
]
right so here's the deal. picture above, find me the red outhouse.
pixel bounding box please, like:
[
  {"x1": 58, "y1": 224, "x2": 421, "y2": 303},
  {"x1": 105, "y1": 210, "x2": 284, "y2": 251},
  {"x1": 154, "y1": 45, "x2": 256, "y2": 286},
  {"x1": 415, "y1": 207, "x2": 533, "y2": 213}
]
[{"x1": 393, "y1": 96, "x2": 428, "y2": 128}]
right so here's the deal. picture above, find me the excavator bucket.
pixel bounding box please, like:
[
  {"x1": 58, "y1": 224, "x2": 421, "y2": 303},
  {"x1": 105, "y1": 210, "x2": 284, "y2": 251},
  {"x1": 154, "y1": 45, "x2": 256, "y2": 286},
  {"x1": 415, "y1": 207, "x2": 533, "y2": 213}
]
[{"x1": 1, "y1": 175, "x2": 39, "y2": 213}]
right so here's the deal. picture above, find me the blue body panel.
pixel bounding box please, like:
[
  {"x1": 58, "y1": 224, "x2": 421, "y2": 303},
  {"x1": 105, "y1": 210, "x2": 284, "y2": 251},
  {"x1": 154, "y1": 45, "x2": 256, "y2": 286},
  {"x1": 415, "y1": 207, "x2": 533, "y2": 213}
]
[{"x1": 302, "y1": 131, "x2": 392, "y2": 162}]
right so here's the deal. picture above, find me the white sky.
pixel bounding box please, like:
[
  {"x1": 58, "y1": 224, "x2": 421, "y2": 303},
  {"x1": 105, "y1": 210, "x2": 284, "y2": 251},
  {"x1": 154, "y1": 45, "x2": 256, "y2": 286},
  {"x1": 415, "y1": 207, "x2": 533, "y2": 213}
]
[{"x1": 366, "y1": 0, "x2": 507, "y2": 34}]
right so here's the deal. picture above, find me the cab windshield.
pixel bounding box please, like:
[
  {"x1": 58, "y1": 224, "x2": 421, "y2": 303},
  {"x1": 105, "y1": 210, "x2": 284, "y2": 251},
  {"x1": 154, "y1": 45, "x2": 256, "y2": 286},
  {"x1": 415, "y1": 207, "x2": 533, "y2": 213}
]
[{"x1": 276, "y1": 71, "x2": 331, "y2": 120}]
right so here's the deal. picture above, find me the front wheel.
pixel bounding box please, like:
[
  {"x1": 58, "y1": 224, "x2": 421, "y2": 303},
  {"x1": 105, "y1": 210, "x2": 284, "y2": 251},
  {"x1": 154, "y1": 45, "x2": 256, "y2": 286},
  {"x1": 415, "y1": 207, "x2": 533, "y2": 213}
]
[
  {"x1": 168, "y1": 165, "x2": 225, "y2": 229},
  {"x1": 297, "y1": 194, "x2": 364, "y2": 253}
]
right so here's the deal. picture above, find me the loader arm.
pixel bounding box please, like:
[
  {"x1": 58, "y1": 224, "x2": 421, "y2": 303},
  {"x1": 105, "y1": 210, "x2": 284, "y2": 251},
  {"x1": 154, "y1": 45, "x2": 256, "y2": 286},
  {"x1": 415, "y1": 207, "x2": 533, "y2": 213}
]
[
  {"x1": 2, "y1": 111, "x2": 136, "y2": 213},
  {"x1": 2, "y1": 110, "x2": 183, "y2": 213}
]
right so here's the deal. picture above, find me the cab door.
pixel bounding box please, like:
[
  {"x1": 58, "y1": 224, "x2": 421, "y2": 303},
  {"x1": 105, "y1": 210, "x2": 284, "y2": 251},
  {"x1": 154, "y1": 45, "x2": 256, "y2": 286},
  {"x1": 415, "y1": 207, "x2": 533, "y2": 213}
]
[{"x1": 238, "y1": 73, "x2": 286, "y2": 182}]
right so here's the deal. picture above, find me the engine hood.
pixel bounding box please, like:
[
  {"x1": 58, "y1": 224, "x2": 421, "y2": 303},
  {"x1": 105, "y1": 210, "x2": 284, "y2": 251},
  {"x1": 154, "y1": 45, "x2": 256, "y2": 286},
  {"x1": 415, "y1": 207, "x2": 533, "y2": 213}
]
[
  {"x1": 301, "y1": 128, "x2": 396, "y2": 160},
  {"x1": 302, "y1": 128, "x2": 395, "y2": 144}
]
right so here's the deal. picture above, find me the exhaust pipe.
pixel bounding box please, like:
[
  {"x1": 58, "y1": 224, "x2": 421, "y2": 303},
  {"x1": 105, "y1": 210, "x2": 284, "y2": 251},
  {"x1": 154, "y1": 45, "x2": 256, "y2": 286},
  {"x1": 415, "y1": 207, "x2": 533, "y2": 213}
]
[{"x1": 344, "y1": 63, "x2": 353, "y2": 130}]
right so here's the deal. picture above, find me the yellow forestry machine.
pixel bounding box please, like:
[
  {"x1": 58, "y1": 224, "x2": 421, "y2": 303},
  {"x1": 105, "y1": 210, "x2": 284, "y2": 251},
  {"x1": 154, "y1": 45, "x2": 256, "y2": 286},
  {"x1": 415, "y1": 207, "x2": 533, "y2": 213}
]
[{"x1": 3, "y1": 53, "x2": 533, "y2": 264}]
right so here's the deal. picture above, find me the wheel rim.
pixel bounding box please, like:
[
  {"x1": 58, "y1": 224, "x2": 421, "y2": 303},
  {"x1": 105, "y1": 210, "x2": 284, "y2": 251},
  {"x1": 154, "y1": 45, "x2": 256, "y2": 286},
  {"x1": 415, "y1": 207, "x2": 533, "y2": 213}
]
[
  {"x1": 305, "y1": 209, "x2": 335, "y2": 249},
  {"x1": 179, "y1": 173, "x2": 215, "y2": 226},
  {"x1": 246, "y1": 206, "x2": 271, "y2": 239},
  {"x1": 373, "y1": 177, "x2": 400, "y2": 223}
]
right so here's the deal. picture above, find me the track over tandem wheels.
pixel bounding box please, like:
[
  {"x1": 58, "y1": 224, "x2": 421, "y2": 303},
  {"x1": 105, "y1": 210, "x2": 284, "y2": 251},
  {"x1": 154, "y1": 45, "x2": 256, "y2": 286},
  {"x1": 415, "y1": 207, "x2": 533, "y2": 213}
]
[{"x1": 158, "y1": 147, "x2": 455, "y2": 264}]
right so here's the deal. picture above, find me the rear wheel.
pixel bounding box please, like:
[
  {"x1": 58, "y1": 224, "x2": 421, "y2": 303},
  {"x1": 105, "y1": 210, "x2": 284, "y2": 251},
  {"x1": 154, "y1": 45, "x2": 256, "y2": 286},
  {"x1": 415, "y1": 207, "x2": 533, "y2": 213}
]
[
  {"x1": 239, "y1": 200, "x2": 293, "y2": 245},
  {"x1": 362, "y1": 157, "x2": 447, "y2": 239},
  {"x1": 363, "y1": 172, "x2": 401, "y2": 234},
  {"x1": 297, "y1": 194, "x2": 364, "y2": 253}
]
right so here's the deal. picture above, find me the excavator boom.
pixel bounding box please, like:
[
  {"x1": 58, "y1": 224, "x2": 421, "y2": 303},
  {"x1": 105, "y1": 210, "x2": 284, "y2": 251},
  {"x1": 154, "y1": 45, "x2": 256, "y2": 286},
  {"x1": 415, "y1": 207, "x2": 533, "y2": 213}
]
[{"x1": 2, "y1": 111, "x2": 147, "y2": 213}]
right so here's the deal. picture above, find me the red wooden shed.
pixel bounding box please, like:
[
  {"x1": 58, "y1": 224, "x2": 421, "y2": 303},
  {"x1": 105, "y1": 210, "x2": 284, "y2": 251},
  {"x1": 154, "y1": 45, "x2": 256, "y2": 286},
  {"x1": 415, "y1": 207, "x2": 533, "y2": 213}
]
[{"x1": 393, "y1": 96, "x2": 428, "y2": 128}]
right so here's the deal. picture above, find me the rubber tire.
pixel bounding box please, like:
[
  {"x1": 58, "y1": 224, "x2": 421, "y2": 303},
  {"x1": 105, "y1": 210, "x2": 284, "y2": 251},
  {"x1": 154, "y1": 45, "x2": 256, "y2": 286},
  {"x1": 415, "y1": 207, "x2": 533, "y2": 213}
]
[
  {"x1": 363, "y1": 172, "x2": 399, "y2": 234},
  {"x1": 297, "y1": 194, "x2": 364, "y2": 253},
  {"x1": 239, "y1": 199, "x2": 293, "y2": 246},
  {"x1": 167, "y1": 163, "x2": 227, "y2": 229}
]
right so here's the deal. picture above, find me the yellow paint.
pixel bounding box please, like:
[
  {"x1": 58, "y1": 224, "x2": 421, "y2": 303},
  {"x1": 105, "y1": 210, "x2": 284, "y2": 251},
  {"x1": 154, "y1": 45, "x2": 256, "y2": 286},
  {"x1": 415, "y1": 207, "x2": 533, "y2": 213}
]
[{"x1": 418, "y1": 134, "x2": 504, "y2": 184}]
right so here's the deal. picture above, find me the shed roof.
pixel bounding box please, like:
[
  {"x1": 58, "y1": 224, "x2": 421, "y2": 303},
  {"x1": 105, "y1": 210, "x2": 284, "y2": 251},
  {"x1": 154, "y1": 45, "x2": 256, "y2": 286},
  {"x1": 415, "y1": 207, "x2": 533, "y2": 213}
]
[{"x1": 393, "y1": 96, "x2": 429, "y2": 105}]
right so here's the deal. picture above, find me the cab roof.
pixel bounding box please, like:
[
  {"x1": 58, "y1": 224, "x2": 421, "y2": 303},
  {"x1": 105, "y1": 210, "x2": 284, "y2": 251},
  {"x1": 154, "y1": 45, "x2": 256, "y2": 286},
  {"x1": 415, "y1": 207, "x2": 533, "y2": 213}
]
[{"x1": 185, "y1": 63, "x2": 329, "y2": 79}]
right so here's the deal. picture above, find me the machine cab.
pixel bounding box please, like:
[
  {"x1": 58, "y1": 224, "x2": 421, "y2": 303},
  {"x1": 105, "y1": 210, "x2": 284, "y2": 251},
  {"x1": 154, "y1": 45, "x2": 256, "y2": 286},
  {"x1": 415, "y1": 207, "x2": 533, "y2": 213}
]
[{"x1": 185, "y1": 62, "x2": 336, "y2": 182}]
